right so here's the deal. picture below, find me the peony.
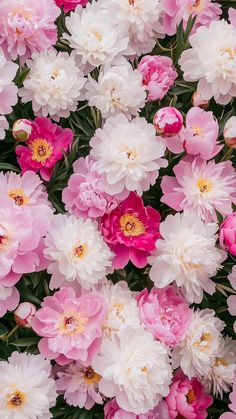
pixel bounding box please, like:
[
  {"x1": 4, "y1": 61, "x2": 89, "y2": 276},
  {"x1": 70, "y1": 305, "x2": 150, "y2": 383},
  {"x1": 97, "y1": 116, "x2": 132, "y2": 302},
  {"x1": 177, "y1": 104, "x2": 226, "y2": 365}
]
[
  {"x1": 101, "y1": 192, "x2": 160, "y2": 269},
  {"x1": 62, "y1": 156, "x2": 118, "y2": 219},
  {"x1": 0, "y1": 0, "x2": 60, "y2": 64},
  {"x1": 55, "y1": 0, "x2": 89, "y2": 13},
  {"x1": 0, "y1": 48, "x2": 18, "y2": 115},
  {"x1": 90, "y1": 114, "x2": 167, "y2": 199},
  {"x1": 0, "y1": 351, "x2": 57, "y2": 418},
  {"x1": 19, "y1": 50, "x2": 86, "y2": 120},
  {"x1": 138, "y1": 55, "x2": 177, "y2": 101},
  {"x1": 12, "y1": 119, "x2": 32, "y2": 142},
  {"x1": 0, "y1": 285, "x2": 19, "y2": 318},
  {"x1": 165, "y1": 369, "x2": 213, "y2": 419},
  {"x1": 104, "y1": 398, "x2": 168, "y2": 418},
  {"x1": 56, "y1": 362, "x2": 103, "y2": 409},
  {"x1": 85, "y1": 61, "x2": 146, "y2": 119},
  {"x1": 179, "y1": 20, "x2": 236, "y2": 105},
  {"x1": 224, "y1": 116, "x2": 236, "y2": 148},
  {"x1": 229, "y1": 7, "x2": 236, "y2": 26},
  {"x1": 44, "y1": 214, "x2": 113, "y2": 290},
  {"x1": 14, "y1": 302, "x2": 37, "y2": 328},
  {"x1": 93, "y1": 327, "x2": 172, "y2": 414},
  {"x1": 220, "y1": 212, "x2": 236, "y2": 256},
  {"x1": 0, "y1": 115, "x2": 9, "y2": 140},
  {"x1": 161, "y1": 157, "x2": 236, "y2": 222},
  {"x1": 136, "y1": 285, "x2": 193, "y2": 347},
  {"x1": 153, "y1": 107, "x2": 183, "y2": 137},
  {"x1": 148, "y1": 212, "x2": 226, "y2": 303},
  {"x1": 191, "y1": 91, "x2": 210, "y2": 109},
  {"x1": 32, "y1": 286, "x2": 107, "y2": 366},
  {"x1": 172, "y1": 309, "x2": 225, "y2": 378},
  {"x1": 219, "y1": 378, "x2": 236, "y2": 419},
  {"x1": 16, "y1": 117, "x2": 73, "y2": 181}
]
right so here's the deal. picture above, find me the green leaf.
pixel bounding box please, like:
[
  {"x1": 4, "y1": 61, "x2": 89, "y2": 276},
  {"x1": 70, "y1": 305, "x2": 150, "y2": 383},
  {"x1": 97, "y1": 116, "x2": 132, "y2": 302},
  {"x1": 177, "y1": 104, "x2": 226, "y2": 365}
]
[{"x1": 10, "y1": 337, "x2": 39, "y2": 347}]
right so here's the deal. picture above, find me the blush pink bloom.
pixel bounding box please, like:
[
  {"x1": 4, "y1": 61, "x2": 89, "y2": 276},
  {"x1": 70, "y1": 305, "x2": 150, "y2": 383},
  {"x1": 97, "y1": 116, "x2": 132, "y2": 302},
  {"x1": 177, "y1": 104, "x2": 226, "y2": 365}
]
[
  {"x1": 0, "y1": 48, "x2": 18, "y2": 116},
  {"x1": 136, "y1": 286, "x2": 193, "y2": 347},
  {"x1": 0, "y1": 0, "x2": 60, "y2": 64},
  {"x1": 138, "y1": 55, "x2": 177, "y2": 101},
  {"x1": 165, "y1": 369, "x2": 213, "y2": 419},
  {"x1": 220, "y1": 378, "x2": 236, "y2": 419},
  {"x1": 32, "y1": 287, "x2": 107, "y2": 366},
  {"x1": 55, "y1": 0, "x2": 89, "y2": 13},
  {"x1": 160, "y1": 0, "x2": 221, "y2": 36},
  {"x1": 161, "y1": 157, "x2": 236, "y2": 222},
  {"x1": 101, "y1": 192, "x2": 160, "y2": 269},
  {"x1": 229, "y1": 7, "x2": 236, "y2": 26},
  {"x1": 0, "y1": 285, "x2": 19, "y2": 318},
  {"x1": 220, "y1": 213, "x2": 236, "y2": 256},
  {"x1": 62, "y1": 156, "x2": 118, "y2": 219},
  {"x1": 16, "y1": 117, "x2": 73, "y2": 181},
  {"x1": 104, "y1": 398, "x2": 169, "y2": 419}
]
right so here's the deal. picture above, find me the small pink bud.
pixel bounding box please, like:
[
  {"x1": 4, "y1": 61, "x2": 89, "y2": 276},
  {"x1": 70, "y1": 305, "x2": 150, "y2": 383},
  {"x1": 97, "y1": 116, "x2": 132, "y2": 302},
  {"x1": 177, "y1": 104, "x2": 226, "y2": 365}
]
[
  {"x1": 224, "y1": 116, "x2": 236, "y2": 148},
  {"x1": 12, "y1": 119, "x2": 32, "y2": 141},
  {"x1": 153, "y1": 107, "x2": 183, "y2": 137},
  {"x1": 14, "y1": 302, "x2": 37, "y2": 328},
  {"x1": 191, "y1": 91, "x2": 209, "y2": 109}
]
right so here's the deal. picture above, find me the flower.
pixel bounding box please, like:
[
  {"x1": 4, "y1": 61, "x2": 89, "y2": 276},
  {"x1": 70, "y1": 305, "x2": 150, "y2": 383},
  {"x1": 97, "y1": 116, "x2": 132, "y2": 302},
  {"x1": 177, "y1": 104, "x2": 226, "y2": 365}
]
[
  {"x1": 93, "y1": 327, "x2": 172, "y2": 414},
  {"x1": 172, "y1": 309, "x2": 225, "y2": 378},
  {"x1": 220, "y1": 212, "x2": 236, "y2": 256},
  {"x1": 191, "y1": 91, "x2": 210, "y2": 109},
  {"x1": 55, "y1": 0, "x2": 89, "y2": 13},
  {"x1": 148, "y1": 212, "x2": 226, "y2": 303},
  {"x1": 0, "y1": 115, "x2": 9, "y2": 140},
  {"x1": 136, "y1": 285, "x2": 193, "y2": 347},
  {"x1": 19, "y1": 50, "x2": 86, "y2": 120},
  {"x1": 0, "y1": 351, "x2": 57, "y2": 418},
  {"x1": 44, "y1": 214, "x2": 113, "y2": 290},
  {"x1": 179, "y1": 20, "x2": 236, "y2": 105},
  {"x1": 16, "y1": 117, "x2": 73, "y2": 181},
  {"x1": 32, "y1": 287, "x2": 107, "y2": 365},
  {"x1": 161, "y1": 0, "x2": 221, "y2": 36},
  {"x1": 104, "y1": 398, "x2": 168, "y2": 418},
  {"x1": 0, "y1": 0, "x2": 60, "y2": 64},
  {"x1": 62, "y1": 156, "x2": 118, "y2": 219},
  {"x1": 101, "y1": 192, "x2": 160, "y2": 269},
  {"x1": 56, "y1": 362, "x2": 103, "y2": 409},
  {"x1": 161, "y1": 157, "x2": 236, "y2": 222},
  {"x1": 85, "y1": 61, "x2": 146, "y2": 119},
  {"x1": 153, "y1": 107, "x2": 183, "y2": 137},
  {"x1": 63, "y1": 3, "x2": 129, "y2": 73},
  {"x1": 165, "y1": 369, "x2": 213, "y2": 419},
  {"x1": 90, "y1": 114, "x2": 167, "y2": 199},
  {"x1": 14, "y1": 302, "x2": 37, "y2": 328},
  {"x1": 0, "y1": 48, "x2": 18, "y2": 115},
  {"x1": 229, "y1": 7, "x2": 236, "y2": 26},
  {"x1": 0, "y1": 285, "x2": 19, "y2": 318},
  {"x1": 224, "y1": 116, "x2": 236, "y2": 148},
  {"x1": 219, "y1": 378, "x2": 236, "y2": 419},
  {"x1": 12, "y1": 119, "x2": 32, "y2": 142},
  {"x1": 138, "y1": 55, "x2": 177, "y2": 101}
]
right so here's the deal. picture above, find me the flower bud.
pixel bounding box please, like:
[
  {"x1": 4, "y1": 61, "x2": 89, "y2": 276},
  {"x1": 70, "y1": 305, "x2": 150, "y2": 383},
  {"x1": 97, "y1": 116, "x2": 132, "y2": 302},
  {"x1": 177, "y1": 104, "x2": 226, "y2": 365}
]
[
  {"x1": 219, "y1": 212, "x2": 236, "y2": 255},
  {"x1": 14, "y1": 302, "x2": 37, "y2": 328},
  {"x1": 153, "y1": 107, "x2": 183, "y2": 137},
  {"x1": 191, "y1": 91, "x2": 209, "y2": 109},
  {"x1": 224, "y1": 116, "x2": 236, "y2": 148},
  {"x1": 12, "y1": 119, "x2": 32, "y2": 141}
]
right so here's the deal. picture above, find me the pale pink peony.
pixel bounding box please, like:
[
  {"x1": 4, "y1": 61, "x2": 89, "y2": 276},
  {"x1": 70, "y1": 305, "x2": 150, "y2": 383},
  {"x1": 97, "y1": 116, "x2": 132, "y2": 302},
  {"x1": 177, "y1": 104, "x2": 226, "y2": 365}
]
[
  {"x1": 14, "y1": 302, "x2": 37, "y2": 328},
  {"x1": 160, "y1": 0, "x2": 221, "y2": 36},
  {"x1": 229, "y1": 7, "x2": 236, "y2": 26},
  {"x1": 136, "y1": 286, "x2": 193, "y2": 347},
  {"x1": 161, "y1": 157, "x2": 236, "y2": 222},
  {"x1": 32, "y1": 287, "x2": 107, "y2": 366},
  {"x1": 220, "y1": 213, "x2": 236, "y2": 256},
  {"x1": 104, "y1": 398, "x2": 168, "y2": 419},
  {"x1": 0, "y1": 48, "x2": 18, "y2": 116},
  {"x1": 62, "y1": 156, "x2": 118, "y2": 219},
  {"x1": 224, "y1": 116, "x2": 236, "y2": 149},
  {"x1": 0, "y1": 285, "x2": 19, "y2": 318},
  {"x1": 0, "y1": 0, "x2": 60, "y2": 64},
  {"x1": 16, "y1": 117, "x2": 73, "y2": 181},
  {"x1": 101, "y1": 192, "x2": 160, "y2": 269},
  {"x1": 220, "y1": 378, "x2": 236, "y2": 419},
  {"x1": 55, "y1": 0, "x2": 89, "y2": 13},
  {"x1": 165, "y1": 369, "x2": 213, "y2": 419},
  {"x1": 13, "y1": 119, "x2": 32, "y2": 142},
  {"x1": 138, "y1": 55, "x2": 177, "y2": 101}
]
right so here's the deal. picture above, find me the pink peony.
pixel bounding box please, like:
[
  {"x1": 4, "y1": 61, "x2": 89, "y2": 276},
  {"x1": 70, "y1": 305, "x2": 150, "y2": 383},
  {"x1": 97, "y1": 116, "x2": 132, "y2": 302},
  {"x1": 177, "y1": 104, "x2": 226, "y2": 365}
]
[
  {"x1": 0, "y1": 0, "x2": 60, "y2": 64},
  {"x1": 136, "y1": 286, "x2": 193, "y2": 347},
  {"x1": 0, "y1": 48, "x2": 18, "y2": 116},
  {"x1": 16, "y1": 117, "x2": 73, "y2": 181},
  {"x1": 101, "y1": 192, "x2": 160, "y2": 269},
  {"x1": 14, "y1": 302, "x2": 37, "y2": 328},
  {"x1": 165, "y1": 369, "x2": 213, "y2": 419},
  {"x1": 191, "y1": 91, "x2": 210, "y2": 109},
  {"x1": 220, "y1": 213, "x2": 236, "y2": 256},
  {"x1": 62, "y1": 156, "x2": 118, "y2": 219},
  {"x1": 104, "y1": 398, "x2": 169, "y2": 419},
  {"x1": 138, "y1": 55, "x2": 177, "y2": 101},
  {"x1": 153, "y1": 107, "x2": 183, "y2": 138},
  {"x1": 224, "y1": 116, "x2": 236, "y2": 149},
  {"x1": 0, "y1": 285, "x2": 19, "y2": 318},
  {"x1": 32, "y1": 287, "x2": 107, "y2": 366},
  {"x1": 160, "y1": 0, "x2": 221, "y2": 36},
  {"x1": 229, "y1": 7, "x2": 236, "y2": 26},
  {"x1": 220, "y1": 378, "x2": 236, "y2": 419},
  {"x1": 55, "y1": 0, "x2": 89, "y2": 13}
]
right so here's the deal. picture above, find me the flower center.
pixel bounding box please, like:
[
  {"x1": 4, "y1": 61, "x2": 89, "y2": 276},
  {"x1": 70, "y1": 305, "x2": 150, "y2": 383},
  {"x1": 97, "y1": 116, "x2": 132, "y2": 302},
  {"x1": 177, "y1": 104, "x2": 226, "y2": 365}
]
[
  {"x1": 190, "y1": 0, "x2": 204, "y2": 12},
  {"x1": 120, "y1": 213, "x2": 145, "y2": 237},
  {"x1": 186, "y1": 388, "x2": 196, "y2": 404},
  {"x1": 29, "y1": 139, "x2": 53, "y2": 163},
  {"x1": 8, "y1": 188, "x2": 29, "y2": 206},
  {"x1": 6, "y1": 390, "x2": 26, "y2": 410},
  {"x1": 197, "y1": 178, "x2": 213, "y2": 193},
  {"x1": 192, "y1": 126, "x2": 203, "y2": 136},
  {"x1": 59, "y1": 312, "x2": 88, "y2": 336},
  {"x1": 215, "y1": 357, "x2": 229, "y2": 367},
  {"x1": 222, "y1": 47, "x2": 236, "y2": 60},
  {"x1": 194, "y1": 332, "x2": 212, "y2": 350},
  {"x1": 73, "y1": 243, "x2": 88, "y2": 259},
  {"x1": 83, "y1": 367, "x2": 101, "y2": 384},
  {"x1": 129, "y1": 0, "x2": 135, "y2": 4},
  {"x1": 8, "y1": 10, "x2": 37, "y2": 38},
  {"x1": 92, "y1": 30, "x2": 102, "y2": 42},
  {"x1": 0, "y1": 225, "x2": 8, "y2": 250}
]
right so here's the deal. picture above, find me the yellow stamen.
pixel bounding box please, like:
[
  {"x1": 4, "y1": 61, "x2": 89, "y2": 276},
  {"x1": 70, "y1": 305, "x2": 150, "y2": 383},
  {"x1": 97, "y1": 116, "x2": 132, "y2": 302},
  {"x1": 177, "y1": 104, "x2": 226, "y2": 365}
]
[
  {"x1": 6, "y1": 390, "x2": 26, "y2": 410},
  {"x1": 215, "y1": 357, "x2": 229, "y2": 367},
  {"x1": 83, "y1": 367, "x2": 101, "y2": 384},
  {"x1": 197, "y1": 178, "x2": 213, "y2": 193},
  {"x1": 120, "y1": 213, "x2": 145, "y2": 237},
  {"x1": 29, "y1": 138, "x2": 53, "y2": 163},
  {"x1": 59, "y1": 313, "x2": 88, "y2": 336},
  {"x1": 8, "y1": 188, "x2": 29, "y2": 206},
  {"x1": 194, "y1": 332, "x2": 212, "y2": 350},
  {"x1": 73, "y1": 243, "x2": 88, "y2": 259},
  {"x1": 186, "y1": 388, "x2": 196, "y2": 404}
]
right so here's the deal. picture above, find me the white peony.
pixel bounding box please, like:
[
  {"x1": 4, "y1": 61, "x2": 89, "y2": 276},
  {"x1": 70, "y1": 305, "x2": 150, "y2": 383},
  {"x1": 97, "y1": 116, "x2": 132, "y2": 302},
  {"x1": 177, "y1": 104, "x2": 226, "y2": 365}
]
[
  {"x1": 44, "y1": 214, "x2": 113, "y2": 290},
  {"x1": 19, "y1": 50, "x2": 86, "y2": 121},
  {"x1": 93, "y1": 327, "x2": 172, "y2": 414},
  {"x1": 179, "y1": 20, "x2": 236, "y2": 105},
  {"x1": 90, "y1": 113, "x2": 167, "y2": 199},
  {"x1": 172, "y1": 309, "x2": 225, "y2": 379},
  {"x1": 148, "y1": 212, "x2": 226, "y2": 303},
  {"x1": 85, "y1": 61, "x2": 146, "y2": 119}
]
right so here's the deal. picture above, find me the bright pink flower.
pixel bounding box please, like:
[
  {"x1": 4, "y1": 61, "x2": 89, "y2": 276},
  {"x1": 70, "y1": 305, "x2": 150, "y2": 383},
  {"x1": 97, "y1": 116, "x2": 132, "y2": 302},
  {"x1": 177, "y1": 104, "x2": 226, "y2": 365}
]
[
  {"x1": 138, "y1": 55, "x2": 177, "y2": 101},
  {"x1": 62, "y1": 156, "x2": 118, "y2": 219},
  {"x1": 55, "y1": 0, "x2": 89, "y2": 13},
  {"x1": 0, "y1": 285, "x2": 19, "y2": 318},
  {"x1": 153, "y1": 107, "x2": 183, "y2": 137},
  {"x1": 0, "y1": 0, "x2": 60, "y2": 64},
  {"x1": 16, "y1": 117, "x2": 73, "y2": 181},
  {"x1": 220, "y1": 213, "x2": 236, "y2": 256},
  {"x1": 160, "y1": 0, "x2": 221, "y2": 36},
  {"x1": 32, "y1": 287, "x2": 107, "y2": 366},
  {"x1": 165, "y1": 369, "x2": 213, "y2": 419},
  {"x1": 220, "y1": 378, "x2": 236, "y2": 419},
  {"x1": 136, "y1": 286, "x2": 193, "y2": 347},
  {"x1": 14, "y1": 302, "x2": 37, "y2": 328},
  {"x1": 101, "y1": 192, "x2": 160, "y2": 269},
  {"x1": 104, "y1": 398, "x2": 168, "y2": 419}
]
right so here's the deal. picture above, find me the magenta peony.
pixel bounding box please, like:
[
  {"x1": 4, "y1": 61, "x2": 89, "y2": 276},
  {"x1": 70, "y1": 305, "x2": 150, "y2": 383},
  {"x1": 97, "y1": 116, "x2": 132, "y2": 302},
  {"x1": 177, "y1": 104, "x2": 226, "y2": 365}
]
[
  {"x1": 153, "y1": 107, "x2": 183, "y2": 137},
  {"x1": 55, "y1": 0, "x2": 89, "y2": 13},
  {"x1": 220, "y1": 213, "x2": 236, "y2": 256}
]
